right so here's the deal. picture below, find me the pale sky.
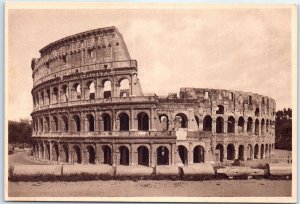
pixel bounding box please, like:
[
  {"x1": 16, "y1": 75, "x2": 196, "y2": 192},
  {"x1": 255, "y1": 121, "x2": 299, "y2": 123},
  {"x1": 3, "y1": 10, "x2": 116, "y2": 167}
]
[{"x1": 7, "y1": 7, "x2": 293, "y2": 121}]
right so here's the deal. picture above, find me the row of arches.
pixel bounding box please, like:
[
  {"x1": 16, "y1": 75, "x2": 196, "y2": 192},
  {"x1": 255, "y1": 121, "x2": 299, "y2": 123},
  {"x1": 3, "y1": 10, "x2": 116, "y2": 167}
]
[
  {"x1": 215, "y1": 143, "x2": 274, "y2": 162},
  {"x1": 33, "y1": 143, "x2": 206, "y2": 166},
  {"x1": 33, "y1": 78, "x2": 131, "y2": 108},
  {"x1": 33, "y1": 111, "x2": 150, "y2": 133}
]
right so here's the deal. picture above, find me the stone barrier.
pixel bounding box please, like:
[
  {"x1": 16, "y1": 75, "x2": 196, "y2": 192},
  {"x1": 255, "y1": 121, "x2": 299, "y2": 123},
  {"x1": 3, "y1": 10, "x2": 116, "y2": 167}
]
[
  {"x1": 217, "y1": 166, "x2": 265, "y2": 177},
  {"x1": 181, "y1": 164, "x2": 215, "y2": 176},
  {"x1": 62, "y1": 164, "x2": 114, "y2": 177},
  {"x1": 155, "y1": 165, "x2": 179, "y2": 176},
  {"x1": 12, "y1": 165, "x2": 62, "y2": 177},
  {"x1": 267, "y1": 163, "x2": 292, "y2": 176},
  {"x1": 115, "y1": 165, "x2": 154, "y2": 177}
]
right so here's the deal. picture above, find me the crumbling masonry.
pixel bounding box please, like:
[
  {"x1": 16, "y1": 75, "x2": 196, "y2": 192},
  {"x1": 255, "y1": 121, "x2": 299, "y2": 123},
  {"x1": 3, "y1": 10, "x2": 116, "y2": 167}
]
[{"x1": 31, "y1": 27, "x2": 276, "y2": 166}]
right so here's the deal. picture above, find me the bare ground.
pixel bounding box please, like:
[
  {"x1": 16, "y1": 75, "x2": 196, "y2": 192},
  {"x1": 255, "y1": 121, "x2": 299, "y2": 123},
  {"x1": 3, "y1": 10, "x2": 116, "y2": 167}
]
[
  {"x1": 7, "y1": 149, "x2": 292, "y2": 197},
  {"x1": 8, "y1": 179, "x2": 291, "y2": 197}
]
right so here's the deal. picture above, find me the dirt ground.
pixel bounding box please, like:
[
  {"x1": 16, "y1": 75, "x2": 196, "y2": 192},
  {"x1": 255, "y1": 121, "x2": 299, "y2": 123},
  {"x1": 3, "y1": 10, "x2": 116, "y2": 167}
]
[
  {"x1": 7, "y1": 149, "x2": 292, "y2": 198},
  {"x1": 8, "y1": 179, "x2": 291, "y2": 197}
]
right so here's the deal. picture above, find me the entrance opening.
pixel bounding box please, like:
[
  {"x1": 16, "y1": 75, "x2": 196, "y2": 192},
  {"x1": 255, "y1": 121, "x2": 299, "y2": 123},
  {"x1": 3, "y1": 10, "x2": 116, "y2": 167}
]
[
  {"x1": 238, "y1": 117, "x2": 244, "y2": 133},
  {"x1": 73, "y1": 145, "x2": 82, "y2": 164},
  {"x1": 247, "y1": 117, "x2": 253, "y2": 133},
  {"x1": 119, "y1": 146, "x2": 129, "y2": 165},
  {"x1": 178, "y1": 145, "x2": 188, "y2": 165},
  {"x1": 216, "y1": 144, "x2": 224, "y2": 162},
  {"x1": 193, "y1": 145, "x2": 205, "y2": 163},
  {"x1": 254, "y1": 144, "x2": 259, "y2": 159},
  {"x1": 118, "y1": 112, "x2": 129, "y2": 131},
  {"x1": 255, "y1": 119, "x2": 259, "y2": 135},
  {"x1": 247, "y1": 144, "x2": 253, "y2": 160},
  {"x1": 195, "y1": 115, "x2": 200, "y2": 129},
  {"x1": 62, "y1": 115, "x2": 69, "y2": 132},
  {"x1": 157, "y1": 146, "x2": 169, "y2": 165},
  {"x1": 238, "y1": 145, "x2": 244, "y2": 161},
  {"x1": 86, "y1": 146, "x2": 96, "y2": 164},
  {"x1": 53, "y1": 116, "x2": 58, "y2": 131},
  {"x1": 159, "y1": 115, "x2": 169, "y2": 131},
  {"x1": 103, "y1": 80, "x2": 112, "y2": 98},
  {"x1": 86, "y1": 114, "x2": 95, "y2": 131},
  {"x1": 203, "y1": 115, "x2": 212, "y2": 131},
  {"x1": 119, "y1": 78, "x2": 130, "y2": 97},
  {"x1": 102, "y1": 145, "x2": 112, "y2": 165},
  {"x1": 227, "y1": 144, "x2": 235, "y2": 160},
  {"x1": 174, "y1": 113, "x2": 188, "y2": 129},
  {"x1": 102, "y1": 113, "x2": 111, "y2": 131},
  {"x1": 216, "y1": 117, "x2": 224, "y2": 133},
  {"x1": 216, "y1": 105, "x2": 224, "y2": 114},
  {"x1": 87, "y1": 81, "x2": 95, "y2": 100},
  {"x1": 137, "y1": 146, "x2": 149, "y2": 166},
  {"x1": 61, "y1": 145, "x2": 69, "y2": 163},
  {"x1": 52, "y1": 143, "x2": 59, "y2": 162},
  {"x1": 261, "y1": 119, "x2": 265, "y2": 135},
  {"x1": 137, "y1": 112, "x2": 149, "y2": 131},
  {"x1": 73, "y1": 115, "x2": 81, "y2": 132},
  {"x1": 260, "y1": 144, "x2": 264, "y2": 159},
  {"x1": 227, "y1": 116, "x2": 235, "y2": 133}
]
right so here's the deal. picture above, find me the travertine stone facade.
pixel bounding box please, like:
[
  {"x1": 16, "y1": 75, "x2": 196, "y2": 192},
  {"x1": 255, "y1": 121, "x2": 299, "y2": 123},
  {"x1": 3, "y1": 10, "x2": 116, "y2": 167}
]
[{"x1": 31, "y1": 26, "x2": 276, "y2": 166}]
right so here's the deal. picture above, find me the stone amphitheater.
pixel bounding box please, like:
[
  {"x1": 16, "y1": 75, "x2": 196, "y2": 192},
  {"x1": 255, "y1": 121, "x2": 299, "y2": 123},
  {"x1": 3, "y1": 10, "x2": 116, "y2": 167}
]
[{"x1": 31, "y1": 26, "x2": 276, "y2": 167}]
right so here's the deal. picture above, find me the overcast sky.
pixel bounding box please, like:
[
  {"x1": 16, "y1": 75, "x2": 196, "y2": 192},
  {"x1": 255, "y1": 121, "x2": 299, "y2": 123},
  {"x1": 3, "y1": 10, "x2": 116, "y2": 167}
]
[{"x1": 7, "y1": 7, "x2": 293, "y2": 121}]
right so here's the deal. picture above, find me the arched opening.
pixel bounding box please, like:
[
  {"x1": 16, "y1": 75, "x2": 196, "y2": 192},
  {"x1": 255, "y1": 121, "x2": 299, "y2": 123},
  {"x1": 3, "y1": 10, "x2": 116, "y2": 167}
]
[
  {"x1": 62, "y1": 85, "x2": 69, "y2": 102},
  {"x1": 102, "y1": 113, "x2": 111, "y2": 131},
  {"x1": 86, "y1": 114, "x2": 95, "y2": 131},
  {"x1": 39, "y1": 118, "x2": 43, "y2": 132},
  {"x1": 87, "y1": 81, "x2": 95, "y2": 100},
  {"x1": 238, "y1": 145, "x2": 244, "y2": 161},
  {"x1": 255, "y1": 108, "x2": 260, "y2": 117},
  {"x1": 195, "y1": 115, "x2": 200, "y2": 129},
  {"x1": 157, "y1": 146, "x2": 169, "y2": 165},
  {"x1": 40, "y1": 145, "x2": 45, "y2": 159},
  {"x1": 46, "y1": 144, "x2": 50, "y2": 161},
  {"x1": 61, "y1": 144, "x2": 69, "y2": 163},
  {"x1": 61, "y1": 115, "x2": 69, "y2": 132},
  {"x1": 119, "y1": 78, "x2": 130, "y2": 97},
  {"x1": 247, "y1": 117, "x2": 253, "y2": 133},
  {"x1": 174, "y1": 113, "x2": 188, "y2": 129},
  {"x1": 255, "y1": 119, "x2": 259, "y2": 135},
  {"x1": 73, "y1": 145, "x2": 82, "y2": 164},
  {"x1": 74, "y1": 83, "x2": 81, "y2": 99},
  {"x1": 102, "y1": 145, "x2": 112, "y2": 165},
  {"x1": 254, "y1": 144, "x2": 259, "y2": 159},
  {"x1": 137, "y1": 146, "x2": 149, "y2": 166},
  {"x1": 265, "y1": 144, "x2": 269, "y2": 158},
  {"x1": 103, "y1": 80, "x2": 112, "y2": 98},
  {"x1": 118, "y1": 112, "x2": 129, "y2": 131},
  {"x1": 261, "y1": 119, "x2": 265, "y2": 135},
  {"x1": 137, "y1": 112, "x2": 149, "y2": 131},
  {"x1": 193, "y1": 145, "x2": 205, "y2": 163},
  {"x1": 159, "y1": 114, "x2": 169, "y2": 131},
  {"x1": 73, "y1": 115, "x2": 81, "y2": 132},
  {"x1": 203, "y1": 115, "x2": 212, "y2": 131},
  {"x1": 53, "y1": 87, "x2": 58, "y2": 103},
  {"x1": 247, "y1": 144, "x2": 253, "y2": 160},
  {"x1": 40, "y1": 92, "x2": 44, "y2": 106},
  {"x1": 86, "y1": 146, "x2": 96, "y2": 164},
  {"x1": 216, "y1": 117, "x2": 224, "y2": 133},
  {"x1": 238, "y1": 117, "x2": 244, "y2": 133},
  {"x1": 216, "y1": 105, "x2": 224, "y2": 114},
  {"x1": 216, "y1": 144, "x2": 224, "y2": 162},
  {"x1": 227, "y1": 116, "x2": 235, "y2": 133},
  {"x1": 45, "y1": 117, "x2": 50, "y2": 132},
  {"x1": 266, "y1": 119, "x2": 269, "y2": 132},
  {"x1": 260, "y1": 144, "x2": 264, "y2": 159},
  {"x1": 269, "y1": 144, "x2": 271, "y2": 156},
  {"x1": 52, "y1": 143, "x2": 59, "y2": 162},
  {"x1": 227, "y1": 144, "x2": 235, "y2": 160},
  {"x1": 178, "y1": 145, "x2": 188, "y2": 165},
  {"x1": 119, "y1": 146, "x2": 129, "y2": 165},
  {"x1": 46, "y1": 89, "x2": 51, "y2": 105},
  {"x1": 52, "y1": 116, "x2": 58, "y2": 131}
]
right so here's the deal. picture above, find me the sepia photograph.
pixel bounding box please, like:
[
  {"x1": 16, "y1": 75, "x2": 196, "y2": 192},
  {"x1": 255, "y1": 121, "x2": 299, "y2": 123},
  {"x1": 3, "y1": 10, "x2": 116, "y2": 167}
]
[{"x1": 5, "y1": 2, "x2": 297, "y2": 202}]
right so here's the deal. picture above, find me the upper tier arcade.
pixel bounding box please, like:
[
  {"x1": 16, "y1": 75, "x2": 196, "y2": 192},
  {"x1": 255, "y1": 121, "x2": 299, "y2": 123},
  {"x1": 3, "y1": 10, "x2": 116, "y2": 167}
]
[{"x1": 31, "y1": 26, "x2": 133, "y2": 86}]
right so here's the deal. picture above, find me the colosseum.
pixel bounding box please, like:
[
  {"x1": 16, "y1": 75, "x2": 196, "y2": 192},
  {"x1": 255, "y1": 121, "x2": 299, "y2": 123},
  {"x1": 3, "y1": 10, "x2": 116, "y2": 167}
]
[{"x1": 31, "y1": 26, "x2": 276, "y2": 167}]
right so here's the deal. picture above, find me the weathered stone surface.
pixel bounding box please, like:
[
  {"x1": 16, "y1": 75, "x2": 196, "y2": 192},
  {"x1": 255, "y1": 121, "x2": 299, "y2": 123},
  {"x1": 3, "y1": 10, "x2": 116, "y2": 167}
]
[
  {"x1": 12, "y1": 165, "x2": 62, "y2": 177},
  {"x1": 155, "y1": 165, "x2": 179, "y2": 176},
  {"x1": 267, "y1": 163, "x2": 292, "y2": 176},
  {"x1": 115, "y1": 165, "x2": 153, "y2": 176},
  {"x1": 62, "y1": 164, "x2": 114, "y2": 176},
  {"x1": 181, "y1": 164, "x2": 215, "y2": 176}
]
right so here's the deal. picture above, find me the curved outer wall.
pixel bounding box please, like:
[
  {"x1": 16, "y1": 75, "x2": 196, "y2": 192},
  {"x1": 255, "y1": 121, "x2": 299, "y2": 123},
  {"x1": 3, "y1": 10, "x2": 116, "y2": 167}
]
[{"x1": 31, "y1": 27, "x2": 276, "y2": 166}]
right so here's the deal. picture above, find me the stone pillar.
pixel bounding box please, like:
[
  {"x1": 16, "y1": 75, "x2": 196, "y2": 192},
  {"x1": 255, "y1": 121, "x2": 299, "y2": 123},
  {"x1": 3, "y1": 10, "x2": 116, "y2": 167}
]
[
  {"x1": 171, "y1": 144, "x2": 175, "y2": 165},
  {"x1": 223, "y1": 144, "x2": 227, "y2": 161},
  {"x1": 112, "y1": 109, "x2": 116, "y2": 131},
  {"x1": 150, "y1": 108, "x2": 156, "y2": 131},
  {"x1": 112, "y1": 144, "x2": 117, "y2": 166},
  {"x1": 223, "y1": 116, "x2": 228, "y2": 134},
  {"x1": 188, "y1": 142, "x2": 193, "y2": 165},
  {"x1": 258, "y1": 120, "x2": 261, "y2": 136},
  {"x1": 68, "y1": 144, "x2": 72, "y2": 164},
  {"x1": 80, "y1": 112, "x2": 85, "y2": 133},
  {"x1": 243, "y1": 119, "x2": 247, "y2": 133},
  {"x1": 199, "y1": 118, "x2": 203, "y2": 131},
  {"x1": 234, "y1": 117, "x2": 239, "y2": 134},
  {"x1": 130, "y1": 108, "x2": 135, "y2": 131},
  {"x1": 130, "y1": 144, "x2": 135, "y2": 166},
  {"x1": 97, "y1": 144, "x2": 104, "y2": 164},
  {"x1": 212, "y1": 118, "x2": 216, "y2": 134},
  {"x1": 234, "y1": 145, "x2": 238, "y2": 160},
  {"x1": 49, "y1": 142, "x2": 52, "y2": 162},
  {"x1": 81, "y1": 144, "x2": 86, "y2": 164},
  {"x1": 150, "y1": 144, "x2": 155, "y2": 167}
]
